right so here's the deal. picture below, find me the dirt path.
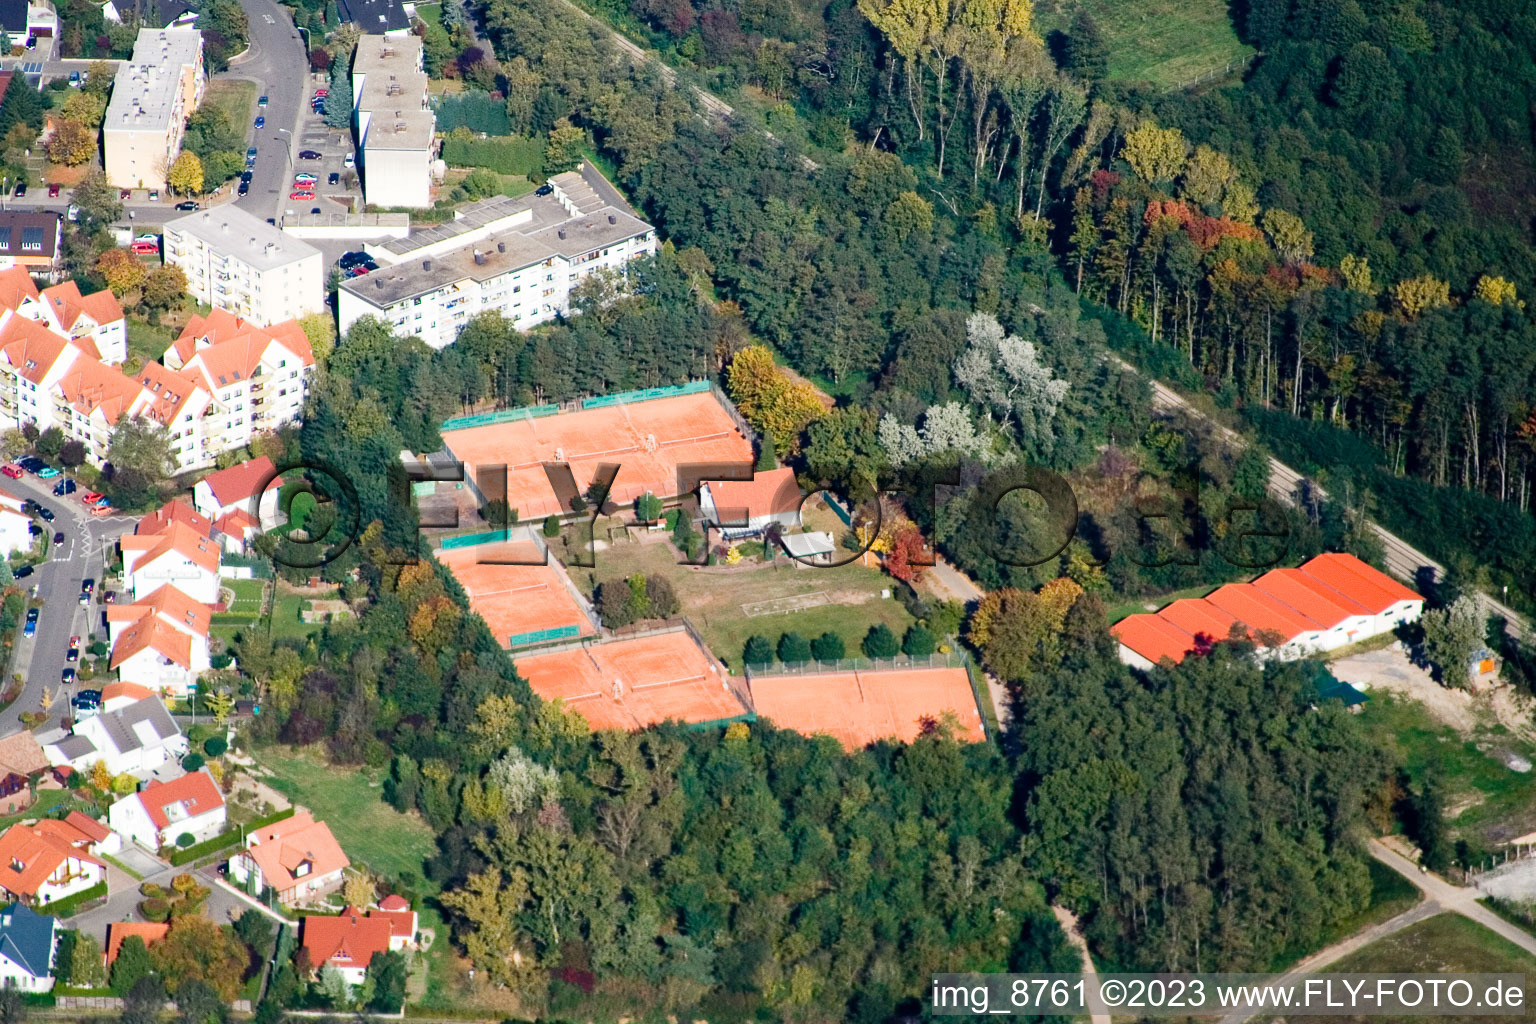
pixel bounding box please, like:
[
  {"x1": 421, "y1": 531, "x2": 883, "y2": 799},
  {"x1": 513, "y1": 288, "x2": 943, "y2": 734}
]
[
  {"x1": 920, "y1": 556, "x2": 1011, "y2": 730},
  {"x1": 1051, "y1": 905, "x2": 1109, "y2": 1024}
]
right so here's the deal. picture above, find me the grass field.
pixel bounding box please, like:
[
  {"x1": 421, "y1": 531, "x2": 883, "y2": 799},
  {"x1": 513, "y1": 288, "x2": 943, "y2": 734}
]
[
  {"x1": 256, "y1": 746, "x2": 438, "y2": 886},
  {"x1": 564, "y1": 535, "x2": 915, "y2": 673},
  {"x1": 204, "y1": 79, "x2": 259, "y2": 134},
  {"x1": 222, "y1": 578, "x2": 266, "y2": 614},
  {"x1": 1271, "y1": 914, "x2": 1536, "y2": 1024},
  {"x1": 125, "y1": 318, "x2": 176, "y2": 368},
  {"x1": 1034, "y1": 0, "x2": 1254, "y2": 89},
  {"x1": 1359, "y1": 693, "x2": 1536, "y2": 848},
  {"x1": 269, "y1": 591, "x2": 324, "y2": 642}
]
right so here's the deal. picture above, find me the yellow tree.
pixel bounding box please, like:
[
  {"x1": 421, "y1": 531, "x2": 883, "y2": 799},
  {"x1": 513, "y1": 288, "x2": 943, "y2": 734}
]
[
  {"x1": 88, "y1": 760, "x2": 112, "y2": 792},
  {"x1": 204, "y1": 689, "x2": 234, "y2": 724},
  {"x1": 45, "y1": 119, "x2": 96, "y2": 166},
  {"x1": 1473, "y1": 274, "x2": 1520, "y2": 307},
  {"x1": 1261, "y1": 208, "x2": 1314, "y2": 264},
  {"x1": 1338, "y1": 254, "x2": 1375, "y2": 294},
  {"x1": 342, "y1": 872, "x2": 375, "y2": 908},
  {"x1": 61, "y1": 90, "x2": 107, "y2": 129},
  {"x1": 1392, "y1": 275, "x2": 1451, "y2": 319},
  {"x1": 1222, "y1": 179, "x2": 1259, "y2": 223},
  {"x1": 1121, "y1": 122, "x2": 1187, "y2": 183},
  {"x1": 1180, "y1": 144, "x2": 1236, "y2": 206},
  {"x1": 168, "y1": 151, "x2": 203, "y2": 196}
]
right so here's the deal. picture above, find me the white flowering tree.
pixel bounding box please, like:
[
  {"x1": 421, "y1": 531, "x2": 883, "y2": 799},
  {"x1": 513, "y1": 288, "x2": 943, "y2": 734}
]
[
  {"x1": 954, "y1": 312, "x2": 1070, "y2": 452},
  {"x1": 877, "y1": 401, "x2": 991, "y2": 466}
]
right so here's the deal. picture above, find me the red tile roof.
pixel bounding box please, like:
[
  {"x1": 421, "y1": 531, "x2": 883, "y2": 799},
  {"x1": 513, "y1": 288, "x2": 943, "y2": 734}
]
[
  {"x1": 301, "y1": 910, "x2": 393, "y2": 972},
  {"x1": 200, "y1": 457, "x2": 282, "y2": 507},
  {"x1": 1204, "y1": 583, "x2": 1327, "y2": 642},
  {"x1": 131, "y1": 770, "x2": 224, "y2": 831},
  {"x1": 0, "y1": 822, "x2": 105, "y2": 897},
  {"x1": 1303, "y1": 552, "x2": 1423, "y2": 611},
  {"x1": 121, "y1": 520, "x2": 222, "y2": 577},
  {"x1": 136, "y1": 500, "x2": 214, "y2": 539},
  {"x1": 110, "y1": 616, "x2": 195, "y2": 670},
  {"x1": 704, "y1": 467, "x2": 801, "y2": 521},
  {"x1": 241, "y1": 812, "x2": 349, "y2": 894},
  {"x1": 105, "y1": 922, "x2": 170, "y2": 965},
  {"x1": 1110, "y1": 613, "x2": 1197, "y2": 665}
]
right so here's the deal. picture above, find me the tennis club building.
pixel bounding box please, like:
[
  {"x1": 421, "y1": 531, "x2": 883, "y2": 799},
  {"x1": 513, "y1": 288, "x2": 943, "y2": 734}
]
[{"x1": 1112, "y1": 552, "x2": 1423, "y2": 670}]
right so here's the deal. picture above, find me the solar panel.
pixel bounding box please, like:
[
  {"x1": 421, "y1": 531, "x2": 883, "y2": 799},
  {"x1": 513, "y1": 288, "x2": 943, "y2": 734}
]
[
  {"x1": 0, "y1": 227, "x2": 12, "y2": 250},
  {"x1": 20, "y1": 227, "x2": 42, "y2": 251}
]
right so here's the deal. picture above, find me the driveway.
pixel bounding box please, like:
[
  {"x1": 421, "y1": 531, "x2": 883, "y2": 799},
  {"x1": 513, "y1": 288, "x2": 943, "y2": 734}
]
[
  {"x1": 0, "y1": 470, "x2": 136, "y2": 734},
  {"x1": 64, "y1": 849, "x2": 256, "y2": 945}
]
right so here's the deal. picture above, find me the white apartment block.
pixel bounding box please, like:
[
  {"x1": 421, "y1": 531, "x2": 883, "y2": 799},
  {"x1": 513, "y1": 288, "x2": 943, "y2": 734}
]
[
  {"x1": 352, "y1": 34, "x2": 435, "y2": 209},
  {"x1": 102, "y1": 28, "x2": 205, "y2": 189},
  {"x1": 338, "y1": 163, "x2": 658, "y2": 348},
  {"x1": 164, "y1": 206, "x2": 325, "y2": 327},
  {"x1": 0, "y1": 269, "x2": 313, "y2": 474}
]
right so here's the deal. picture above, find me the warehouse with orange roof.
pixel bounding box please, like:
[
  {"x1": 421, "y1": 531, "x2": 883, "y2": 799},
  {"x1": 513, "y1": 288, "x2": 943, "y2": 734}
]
[{"x1": 1111, "y1": 552, "x2": 1423, "y2": 670}]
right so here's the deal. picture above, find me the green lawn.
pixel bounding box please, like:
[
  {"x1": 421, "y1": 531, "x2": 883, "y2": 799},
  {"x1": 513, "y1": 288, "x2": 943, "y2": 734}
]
[
  {"x1": 125, "y1": 317, "x2": 176, "y2": 368},
  {"x1": 204, "y1": 79, "x2": 259, "y2": 134},
  {"x1": 562, "y1": 533, "x2": 915, "y2": 673},
  {"x1": 1037, "y1": 0, "x2": 1254, "y2": 89},
  {"x1": 222, "y1": 578, "x2": 266, "y2": 614},
  {"x1": 1359, "y1": 693, "x2": 1536, "y2": 848},
  {"x1": 268, "y1": 592, "x2": 324, "y2": 642},
  {"x1": 1106, "y1": 581, "x2": 1220, "y2": 624},
  {"x1": 1271, "y1": 914, "x2": 1536, "y2": 1024},
  {"x1": 255, "y1": 747, "x2": 438, "y2": 886}
]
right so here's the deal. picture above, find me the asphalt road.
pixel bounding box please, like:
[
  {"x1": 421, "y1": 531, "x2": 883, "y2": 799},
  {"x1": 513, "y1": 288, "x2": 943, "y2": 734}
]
[
  {"x1": 0, "y1": 471, "x2": 136, "y2": 734},
  {"x1": 230, "y1": 0, "x2": 314, "y2": 225},
  {"x1": 67, "y1": 856, "x2": 267, "y2": 944}
]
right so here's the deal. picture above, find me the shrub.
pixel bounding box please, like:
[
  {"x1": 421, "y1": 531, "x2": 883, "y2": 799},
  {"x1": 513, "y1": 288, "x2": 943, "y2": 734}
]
[
  {"x1": 203, "y1": 737, "x2": 227, "y2": 757},
  {"x1": 440, "y1": 135, "x2": 545, "y2": 176},
  {"x1": 810, "y1": 631, "x2": 845, "y2": 661},
  {"x1": 181, "y1": 753, "x2": 204, "y2": 772},
  {"x1": 644, "y1": 575, "x2": 679, "y2": 618},
  {"x1": 635, "y1": 492, "x2": 663, "y2": 522},
  {"x1": 596, "y1": 578, "x2": 636, "y2": 628},
  {"x1": 138, "y1": 898, "x2": 170, "y2": 923},
  {"x1": 902, "y1": 624, "x2": 937, "y2": 657},
  {"x1": 743, "y1": 635, "x2": 774, "y2": 666},
  {"x1": 862, "y1": 623, "x2": 900, "y2": 659},
  {"x1": 175, "y1": 832, "x2": 195, "y2": 849},
  {"x1": 542, "y1": 514, "x2": 561, "y2": 538},
  {"x1": 777, "y1": 632, "x2": 811, "y2": 664}
]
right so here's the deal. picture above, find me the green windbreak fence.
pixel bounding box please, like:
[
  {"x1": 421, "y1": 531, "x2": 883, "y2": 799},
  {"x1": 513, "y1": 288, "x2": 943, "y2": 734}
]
[
  {"x1": 440, "y1": 529, "x2": 515, "y2": 550},
  {"x1": 442, "y1": 404, "x2": 560, "y2": 432},
  {"x1": 580, "y1": 379, "x2": 710, "y2": 409},
  {"x1": 508, "y1": 625, "x2": 581, "y2": 647}
]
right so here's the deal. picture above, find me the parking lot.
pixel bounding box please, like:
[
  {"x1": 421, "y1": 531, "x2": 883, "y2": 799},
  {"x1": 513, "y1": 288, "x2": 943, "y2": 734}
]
[{"x1": 279, "y1": 81, "x2": 361, "y2": 220}]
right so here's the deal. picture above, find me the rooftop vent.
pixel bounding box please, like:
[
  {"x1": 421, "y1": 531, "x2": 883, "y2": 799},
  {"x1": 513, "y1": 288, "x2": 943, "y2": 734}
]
[
  {"x1": 608, "y1": 213, "x2": 616, "y2": 224},
  {"x1": 474, "y1": 252, "x2": 486, "y2": 266},
  {"x1": 496, "y1": 241, "x2": 505, "y2": 253},
  {"x1": 558, "y1": 229, "x2": 566, "y2": 240},
  {"x1": 422, "y1": 259, "x2": 431, "y2": 271}
]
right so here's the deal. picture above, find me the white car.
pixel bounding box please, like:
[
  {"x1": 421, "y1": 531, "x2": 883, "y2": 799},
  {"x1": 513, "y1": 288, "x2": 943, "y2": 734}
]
[
  {"x1": 294, "y1": 173, "x2": 318, "y2": 183},
  {"x1": 343, "y1": 153, "x2": 355, "y2": 169}
]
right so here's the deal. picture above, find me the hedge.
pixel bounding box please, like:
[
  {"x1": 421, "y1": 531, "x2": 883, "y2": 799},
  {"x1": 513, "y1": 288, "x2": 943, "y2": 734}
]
[
  {"x1": 440, "y1": 136, "x2": 544, "y2": 178},
  {"x1": 42, "y1": 881, "x2": 107, "y2": 918},
  {"x1": 433, "y1": 93, "x2": 510, "y2": 135},
  {"x1": 168, "y1": 806, "x2": 297, "y2": 866}
]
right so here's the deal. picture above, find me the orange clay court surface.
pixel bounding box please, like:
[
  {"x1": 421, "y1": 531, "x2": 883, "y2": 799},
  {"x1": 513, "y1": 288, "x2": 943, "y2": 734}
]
[
  {"x1": 436, "y1": 541, "x2": 595, "y2": 643},
  {"x1": 442, "y1": 393, "x2": 753, "y2": 519},
  {"x1": 748, "y1": 667, "x2": 985, "y2": 750},
  {"x1": 513, "y1": 630, "x2": 749, "y2": 732}
]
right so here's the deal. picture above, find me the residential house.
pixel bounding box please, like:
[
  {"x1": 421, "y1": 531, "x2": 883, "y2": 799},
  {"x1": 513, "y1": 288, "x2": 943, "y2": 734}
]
[
  {"x1": 40, "y1": 280, "x2": 127, "y2": 364},
  {"x1": 108, "y1": 610, "x2": 210, "y2": 697},
  {"x1": 108, "y1": 769, "x2": 225, "y2": 849},
  {"x1": 0, "y1": 903, "x2": 57, "y2": 992},
  {"x1": 43, "y1": 694, "x2": 186, "y2": 777},
  {"x1": 336, "y1": 0, "x2": 414, "y2": 36},
  {"x1": 105, "y1": 921, "x2": 169, "y2": 966},
  {"x1": 0, "y1": 213, "x2": 62, "y2": 281},
  {"x1": 0, "y1": 487, "x2": 33, "y2": 558},
  {"x1": 120, "y1": 521, "x2": 221, "y2": 604},
  {"x1": 699, "y1": 467, "x2": 802, "y2": 539},
  {"x1": 35, "y1": 811, "x2": 120, "y2": 857},
  {"x1": 105, "y1": 582, "x2": 212, "y2": 647},
  {"x1": 191, "y1": 455, "x2": 285, "y2": 529},
  {"x1": 0, "y1": 822, "x2": 105, "y2": 906},
  {"x1": 0, "y1": 732, "x2": 48, "y2": 813},
  {"x1": 228, "y1": 812, "x2": 348, "y2": 906},
  {"x1": 299, "y1": 903, "x2": 415, "y2": 987},
  {"x1": 0, "y1": 0, "x2": 59, "y2": 48}
]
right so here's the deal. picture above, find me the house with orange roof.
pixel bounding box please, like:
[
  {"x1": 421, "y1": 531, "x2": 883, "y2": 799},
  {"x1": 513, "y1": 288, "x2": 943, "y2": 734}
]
[
  {"x1": 0, "y1": 487, "x2": 32, "y2": 558},
  {"x1": 228, "y1": 812, "x2": 349, "y2": 906},
  {"x1": 109, "y1": 614, "x2": 209, "y2": 696},
  {"x1": 120, "y1": 521, "x2": 222, "y2": 603},
  {"x1": 105, "y1": 921, "x2": 170, "y2": 966},
  {"x1": 0, "y1": 732, "x2": 48, "y2": 814},
  {"x1": 1112, "y1": 553, "x2": 1423, "y2": 670},
  {"x1": 192, "y1": 456, "x2": 284, "y2": 529},
  {"x1": 300, "y1": 902, "x2": 417, "y2": 987},
  {"x1": 34, "y1": 811, "x2": 121, "y2": 857},
  {"x1": 108, "y1": 769, "x2": 225, "y2": 849},
  {"x1": 699, "y1": 467, "x2": 802, "y2": 539},
  {"x1": 136, "y1": 500, "x2": 214, "y2": 539},
  {"x1": 0, "y1": 267, "x2": 46, "y2": 321},
  {"x1": 105, "y1": 584, "x2": 212, "y2": 646},
  {"x1": 39, "y1": 280, "x2": 127, "y2": 364},
  {"x1": 0, "y1": 821, "x2": 106, "y2": 906}
]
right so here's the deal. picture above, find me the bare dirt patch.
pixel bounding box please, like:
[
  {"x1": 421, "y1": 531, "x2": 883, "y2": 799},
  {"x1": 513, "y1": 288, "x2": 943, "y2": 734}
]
[{"x1": 1331, "y1": 646, "x2": 1534, "y2": 739}]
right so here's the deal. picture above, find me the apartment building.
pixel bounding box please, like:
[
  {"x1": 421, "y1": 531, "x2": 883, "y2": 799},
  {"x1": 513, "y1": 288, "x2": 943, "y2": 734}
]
[
  {"x1": 351, "y1": 34, "x2": 435, "y2": 209},
  {"x1": 338, "y1": 162, "x2": 657, "y2": 348},
  {"x1": 102, "y1": 28, "x2": 204, "y2": 190},
  {"x1": 0, "y1": 269, "x2": 312, "y2": 473},
  {"x1": 164, "y1": 206, "x2": 324, "y2": 326},
  {"x1": 0, "y1": 213, "x2": 62, "y2": 281}
]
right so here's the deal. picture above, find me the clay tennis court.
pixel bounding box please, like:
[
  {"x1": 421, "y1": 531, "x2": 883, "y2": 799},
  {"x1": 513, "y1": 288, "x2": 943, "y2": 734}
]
[
  {"x1": 513, "y1": 629, "x2": 749, "y2": 731},
  {"x1": 437, "y1": 541, "x2": 596, "y2": 645},
  {"x1": 747, "y1": 667, "x2": 985, "y2": 749},
  {"x1": 442, "y1": 393, "x2": 754, "y2": 519}
]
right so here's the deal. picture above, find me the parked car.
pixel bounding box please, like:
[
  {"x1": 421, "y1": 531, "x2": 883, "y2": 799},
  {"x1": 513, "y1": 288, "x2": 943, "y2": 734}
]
[
  {"x1": 131, "y1": 240, "x2": 158, "y2": 254},
  {"x1": 246, "y1": 147, "x2": 258, "y2": 164},
  {"x1": 71, "y1": 690, "x2": 101, "y2": 714},
  {"x1": 328, "y1": 172, "x2": 340, "y2": 185},
  {"x1": 12, "y1": 184, "x2": 23, "y2": 198},
  {"x1": 175, "y1": 200, "x2": 199, "y2": 211},
  {"x1": 315, "y1": 87, "x2": 328, "y2": 98},
  {"x1": 347, "y1": 264, "x2": 371, "y2": 277},
  {"x1": 93, "y1": 497, "x2": 111, "y2": 508},
  {"x1": 22, "y1": 618, "x2": 34, "y2": 638},
  {"x1": 36, "y1": 467, "x2": 58, "y2": 479},
  {"x1": 535, "y1": 183, "x2": 554, "y2": 196},
  {"x1": 60, "y1": 668, "x2": 75, "y2": 684},
  {"x1": 47, "y1": 183, "x2": 59, "y2": 198},
  {"x1": 299, "y1": 150, "x2": 322, "y2": 160},
  {"x1": 103, "y1": 590, "x2": 115, "y2": 604},
  {"x1": 37, "y1": 508, "x2": 54, "y2": 522},
  {"x1": 119, "y1": 189, "x2": 131, "y2": 199},
  {"x1": 12, "y1": 565, "x2": 31, "y2": 579},
  {"x1": 81, "y1": 491, "x2": 103, "y2": 505},
  {"x1": 254, "y1": 115, "x2": 265, "y2": 129},
  {"x1": 343, "y1": 153, "x2": 355, "y2": 168},
  {"x1": 237, "y1": 181, "x2": 250, "y2": 196},
  {"x1": 17, "y1": 457, "x2": 42, "y2": 471},
  {"x1": 89, "y1": 505, "x2": 112, "y2": 517},
  {"x1": 68, "y1": 71, "x2": 80, "y2": 87},
  {"x1": 148, "y1": 189, "x2": 159, "y2": 201},
  {"x1": 289, "y1": 190, "x2": 314, "y2": 200},
  {"x1": 338, "y1": 250, "x2": 369, "y2": 268},
  {"x1": 52, "y1": 479, "x2": 74, "y2": 495},
  {"x1": 294, "y1": 173, "x2": 318, "y2": 183},
  {"x1": 0, "y1": 466, "x2": 20, "y2": 479},
  {"x1": 258, "y1": 94, "x2": 269, "y2": 107},
  {"x1": 51, "y1": 532, "x2": 62, "y2": 545}
]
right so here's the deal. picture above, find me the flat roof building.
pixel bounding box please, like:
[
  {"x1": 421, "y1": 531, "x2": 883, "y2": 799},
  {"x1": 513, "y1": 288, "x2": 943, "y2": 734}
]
[
  {"x1": 351, "y1": 34, "x2": 435, "y2": 209},
  {"x1": 164, "y1": 205, "x2": 325, "y2": 326},
  {"x1": 339, "y1": 163, "x2": 657, "y2": 347},
  {"x1": 102, "y1": 28, "x2": 204, "y2": 189}
]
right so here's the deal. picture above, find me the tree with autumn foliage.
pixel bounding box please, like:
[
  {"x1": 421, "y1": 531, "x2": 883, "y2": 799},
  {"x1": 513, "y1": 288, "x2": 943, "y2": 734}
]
[
  {"x1": 726, "y1": 345, "x2": 827, "y2": 455},
  {"x1": 883, "y1": 525, "x2": 929, "y2": 583},
  {"x1": 45, "y1": 118, "x2": 95, "y2": 165},
  {"x1": 966, "y1": 578, "x2": 1083, "y2": 683},
  {"x1": 147, "y1": 914, "x2": 248, "y2": 1000},
  {"x1": 95, "y1": 247, "x2": 146, "y2": 297}
]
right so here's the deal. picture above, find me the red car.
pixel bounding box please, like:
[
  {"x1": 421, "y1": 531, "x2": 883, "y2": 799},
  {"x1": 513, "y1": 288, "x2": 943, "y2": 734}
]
[
  {"x1": 47, "y1": 183, "x2": 59, "y2": 198},
  {"x1": 0, "y1": 465, "x2": 19, "y2": 479},
  {"x1": 80, "y1": 491, "x2": 104, "y2": 505},
  {"x1": 89, "y1": 505, "x2": 112, "y2": 517},
  {"x1": 119, "y1": 189, "x2": 131, "y2": 200},
  {"x1": 131, "y1": 241, "x2": 158, "y2": 255},
  {"x1": 289, "y1": 190, "x2": 315, "y2": 200},
  {"x1": 315, "y1": 87, "x2": 328, "y2": 98}
]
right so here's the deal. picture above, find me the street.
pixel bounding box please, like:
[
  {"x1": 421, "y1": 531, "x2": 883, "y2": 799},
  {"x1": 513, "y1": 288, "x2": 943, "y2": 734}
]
[
  {"x1": 0, "y1": 470, "x2": 135, "y2": 734},
  {"x1": 66, "y1": 855, "x2": 271, "y2": 945},
  {"x1": 230, "y1": 0, "x2": 315, "y2": 226}
]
